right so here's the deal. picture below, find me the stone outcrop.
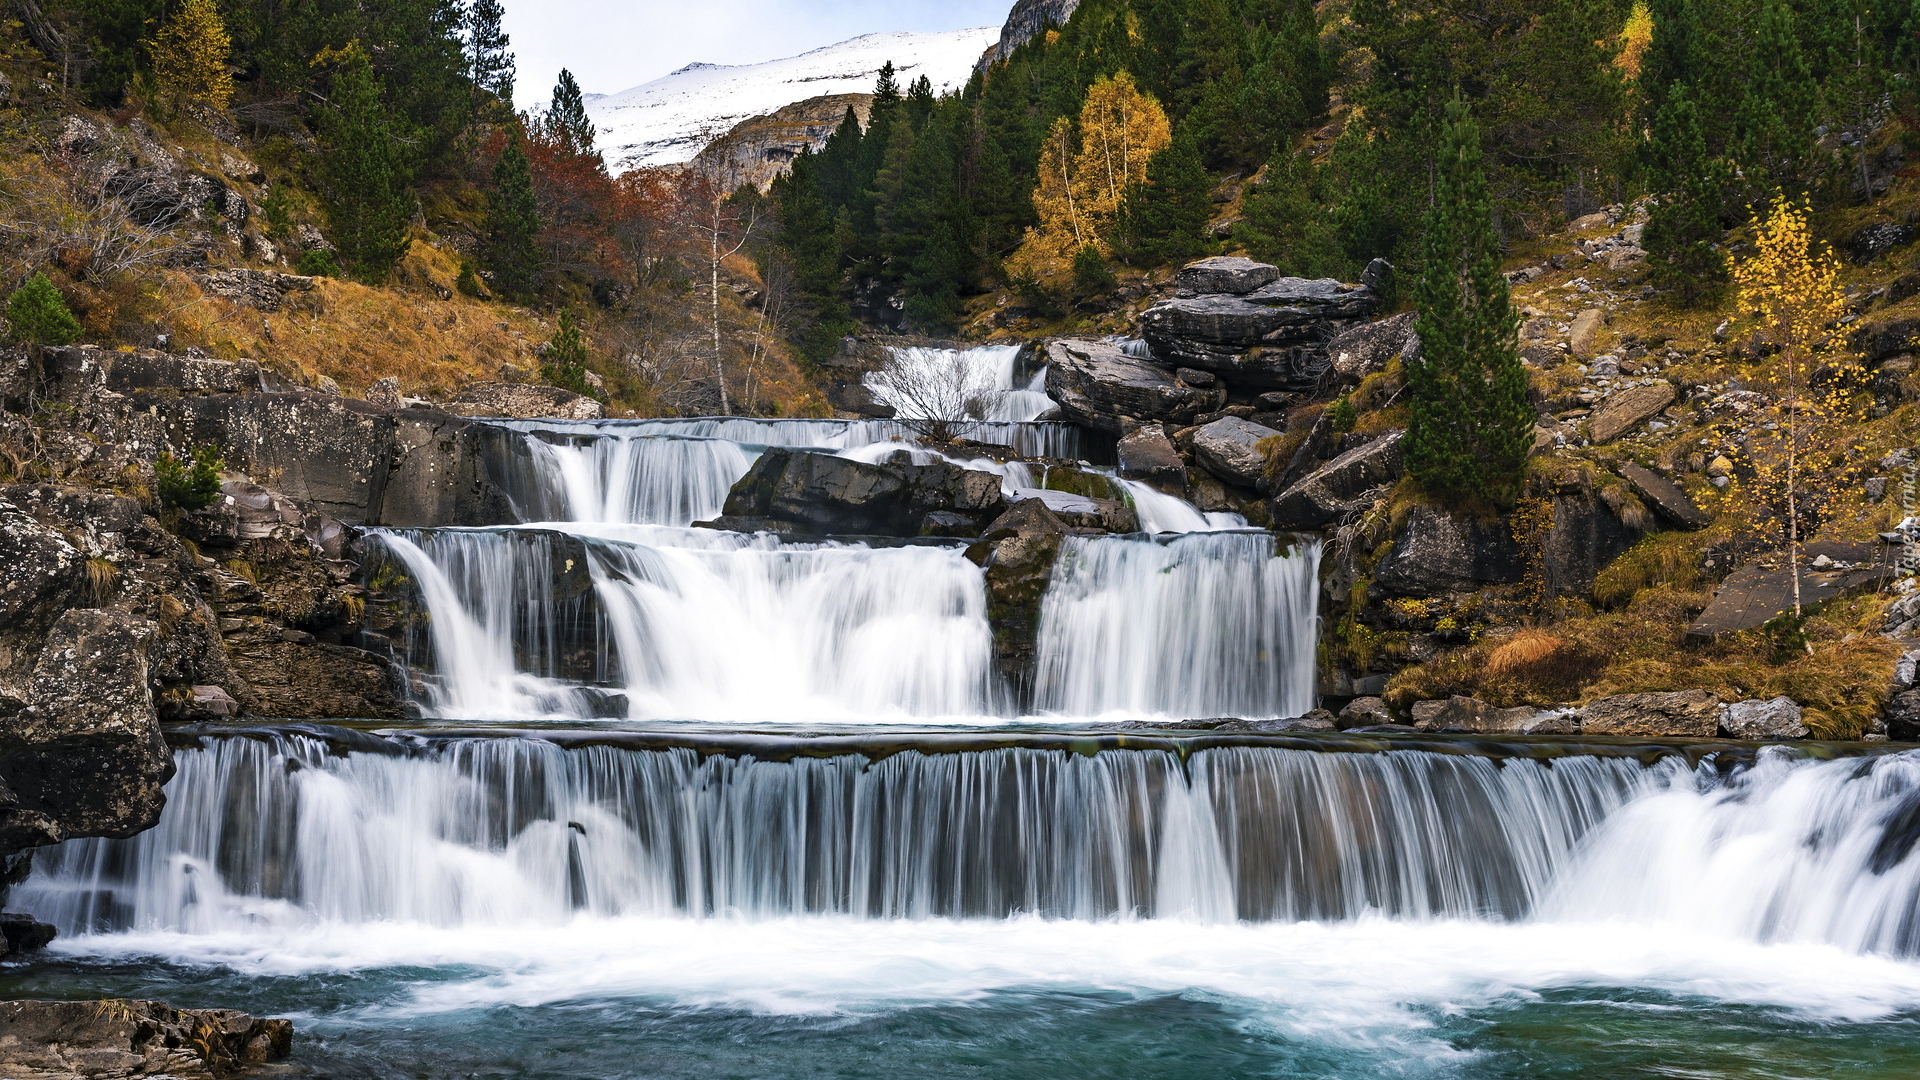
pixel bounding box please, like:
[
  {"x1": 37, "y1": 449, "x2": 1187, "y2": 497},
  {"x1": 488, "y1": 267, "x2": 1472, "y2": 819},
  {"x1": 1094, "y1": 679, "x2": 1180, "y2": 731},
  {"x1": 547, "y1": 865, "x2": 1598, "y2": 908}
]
[
  {"x1": 1044, "y1": 338, "x2": 1224, "y2": 434},
  {"x1": 978, "y1": 0, "x2": 1081, "y2": 68},
  {"x1": 1190, "y1": 416, "x2": 1279, "y2": 489},
  {"x1": 1138, "y1": 272, "x2": 1379, "y2": 388},
  {"x1": 1373, "y1": 506, "x2": 1524, "y2": 597},
  {"x1": 1115, "y1": 424, "x2": 1187, "y2": 495},
  {"x1": 1174, "y1": 256, "x2": 1283, "y2": 295},
  {"x1": 1721, "y1": 697, "x2": 1808, "y2": 740},
  {"x1": 1689, "y1": 543, "x2": 1896, "y2": 637},
  {"x1": 0, "y1": 999, "x2": 291, "y2": 1079},
  {"x1": 1588, "y1": 383, "x2": 1675, "y2": 443},
  {"x1": 445, "y1": 382, "x2": 604, "y2": 421},
  {"x1": 1269, "y1": 430, "x2": 1404, "y2": 529},
  {"x1": 1619, "y1": 463, "x2": 1709, "y2": 529},
  {"x1": 688, "y1": 94, "x2": 873, "y2": 191},
  {"x1": 1005, "y1": 488, "x2": 1138, "y2": 533},
  {"x1": 967, "y1": 499, "x2": 1070, "y2": 697},
  {"x1": 716, "y1": 447, "x2": 1006, "y2": 536},
  {"x1": 1327, "y1": 311, "x2": 1417, "y2": 379},
  {"x1": 1577, "y1": 690, "x2": 1721, "y2": 737},
  {"x1": 197, "y1": 268, "x2": 315, "y2": 312},
  {"x1": 1409, "y1": 696, "x2": 1574, "y2": 734}
]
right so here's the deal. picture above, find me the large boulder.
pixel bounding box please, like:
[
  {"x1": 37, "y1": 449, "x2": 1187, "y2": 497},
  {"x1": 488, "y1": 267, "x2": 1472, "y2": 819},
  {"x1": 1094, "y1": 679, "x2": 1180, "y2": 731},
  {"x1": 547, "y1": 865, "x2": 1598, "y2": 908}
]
[
  {"x1": 719, "y1": 447, "x2": 1006, "y2": 536},
  {"x1": 1044, "y1": 339, "x2": 1224, "y2": 434},
  {"x1": 1720, "y1": 697, "x2": 1808, "y2": 740},
  {"x1": 0, "y1": 998, "x2": 292, "y2": 1079},
  {"x1": 1577, "y1": 690, "x2": 1721, "y2": 737},
  {"x1": 1327, "y1": 311, "x2": 1418, "y2": 379},
  {"x1": 1175, "y1": 255, "x2": 1283, "y2": 295},
  {"x1": 0, "y1": 501, "x2": 83, "y2": 685},
  {"x1": 0, "y1": 610, "x2": 172, "y2": 853},
  {"x1": 1006, "y1": 488, "x2": 1137, "y2": 532},
  {"x1": 1373, "y1": 506, "x2": 1524, "y2": 597},
  {"x1": 969, "y1": 499, "x2": 1072, "y2": 697},
  {"x1": 1191, "y1": 416, "x2": 1280, "y2": 489},
  {"x1": 1619, "y1": 463, "x2": 1710, "y2": 529},
  {"x1": 1887, "y1": 689, "x2": 1920, "y2": 741},
  {"x1": 1588, "y1": 383, "x2": 1675, "y2": 443},
  {"x1": 1410, "y1": 696, "x2": 1573, "y2": 734},
  {"x1": 1269, "y1": 430, "x2": 1404, "y2": 529},
  {"x1": 1139, "y1": 277, "x2": 1378, "y2": 385},
  {"x1": 1689, "y1": 544, "x2": 1895, "y2": 637},
  {"x1": 1115, "y1": 424, "x2": 1187, "y2": 495},
  {"x1": 445, "y1": 382, "x2": 604, "y2": 421},
  {"x1": 37, "y1": 345, "x2": 262, "y2": 406}
]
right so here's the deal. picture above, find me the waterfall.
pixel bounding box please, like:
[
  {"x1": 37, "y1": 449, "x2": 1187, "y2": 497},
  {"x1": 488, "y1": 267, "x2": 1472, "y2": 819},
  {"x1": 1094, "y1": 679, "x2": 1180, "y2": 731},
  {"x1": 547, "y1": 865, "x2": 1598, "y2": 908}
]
[
  {"x1": 1115, "y1": 478, "x2": 1248, "y2": 533},
  {"x1": 24, "y1": 734, "x2": 1920, "y2": 960},
  {"x1": 367, "y1": 526, "x2": 1000, "y2": 722},
  {"x1": 1034, "y1": 533, "x2": 1321, "y2": 719},
  {"x1": 863, "y1": 345, "x2": 1057, "y2": 425}
]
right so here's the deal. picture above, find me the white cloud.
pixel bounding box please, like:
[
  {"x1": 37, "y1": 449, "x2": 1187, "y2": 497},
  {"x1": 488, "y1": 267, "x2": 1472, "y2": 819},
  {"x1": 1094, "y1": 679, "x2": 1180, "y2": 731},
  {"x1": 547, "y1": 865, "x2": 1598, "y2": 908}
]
[{"x1": 503, "y1": 0, "x2": 1013, "y2": 106}]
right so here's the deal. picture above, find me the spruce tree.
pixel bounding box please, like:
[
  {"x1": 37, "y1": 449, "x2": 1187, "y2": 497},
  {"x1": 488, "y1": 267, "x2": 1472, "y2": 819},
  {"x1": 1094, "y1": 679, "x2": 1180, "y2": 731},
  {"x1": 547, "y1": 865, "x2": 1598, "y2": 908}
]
[
  {"x1": 1238, "y1": 148, "x2": 1343, "y2": 277},
  {"x1": 4, "y1": 273, "x2": 82, "y2": 346},
  {"x1": 465, "y1": 0, "x2": 515, "y2": 107},
  {"x1": 1644, "y1": 83, "x2": 1731, "y2": 305},
  {"x1": 485, "y1": 133, "x2": 543, "y2": 299},
  {"x1": 544, "y1": 68, "x2": 597, "y2": 157},
  {"x1": 1406, "y1": 97, "x2": 1531, "y2": 508},
  {"x1": 541, "y1": 310, "x2": 592, "y2": 394},
  {"x1": 1734, "y1": 0, "x2": 1820, "y2": 195},
  {"x1": 772, "y1": 152, "x2": 855, "y2": 365},
  {"x1": 318, "y1": 47, "x2": 415, "y2": 283},
  {"x1": 1116, "y1": 136, "x2": 1213, "y2": 265}
]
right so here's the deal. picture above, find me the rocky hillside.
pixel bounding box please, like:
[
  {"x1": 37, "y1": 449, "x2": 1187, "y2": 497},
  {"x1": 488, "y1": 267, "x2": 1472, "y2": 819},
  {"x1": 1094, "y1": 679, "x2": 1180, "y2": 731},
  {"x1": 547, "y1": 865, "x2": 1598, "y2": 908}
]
[{"x1": 689, "y1": 93, "x2": 874, "y2": 192}]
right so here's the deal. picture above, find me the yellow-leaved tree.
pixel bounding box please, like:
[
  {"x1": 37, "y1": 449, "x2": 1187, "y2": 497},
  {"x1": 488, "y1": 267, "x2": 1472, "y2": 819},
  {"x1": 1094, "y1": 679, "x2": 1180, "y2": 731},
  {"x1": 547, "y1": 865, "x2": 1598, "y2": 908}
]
[
  {"x1": 1007, "y1": 71, "x2": 1170, "y2": 285},
  {"x1": 1728, "y1": 194, "x2": 1866, "y2": 618},
  {"x1": 151, "y1": 0, "x2": 234, "y2": 113}
]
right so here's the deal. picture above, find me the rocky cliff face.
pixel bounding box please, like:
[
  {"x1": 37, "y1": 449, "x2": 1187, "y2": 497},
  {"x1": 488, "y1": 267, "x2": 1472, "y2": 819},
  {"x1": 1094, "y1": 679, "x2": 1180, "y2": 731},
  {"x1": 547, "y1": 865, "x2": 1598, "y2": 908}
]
[
  {"x1": 978, "y1": 0, "x2": 1082, "y2": 68},
  {"x1": 688, "y1": 94, "x2": 873, "y2": 191}
]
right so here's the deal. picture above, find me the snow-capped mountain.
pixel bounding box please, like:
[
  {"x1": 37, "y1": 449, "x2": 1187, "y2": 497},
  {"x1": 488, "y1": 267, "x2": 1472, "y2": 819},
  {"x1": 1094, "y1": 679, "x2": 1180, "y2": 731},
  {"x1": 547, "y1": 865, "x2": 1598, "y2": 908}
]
[{"x1": 586, "y1": 28, "x2": 998, "y2": 173}]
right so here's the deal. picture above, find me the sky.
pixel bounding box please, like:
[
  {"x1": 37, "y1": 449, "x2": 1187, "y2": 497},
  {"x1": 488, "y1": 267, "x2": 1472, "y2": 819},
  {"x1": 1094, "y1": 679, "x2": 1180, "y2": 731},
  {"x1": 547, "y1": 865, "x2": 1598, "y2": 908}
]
[{"x1": 503, "y1": 0, "x2": 1013, "y2": 106}]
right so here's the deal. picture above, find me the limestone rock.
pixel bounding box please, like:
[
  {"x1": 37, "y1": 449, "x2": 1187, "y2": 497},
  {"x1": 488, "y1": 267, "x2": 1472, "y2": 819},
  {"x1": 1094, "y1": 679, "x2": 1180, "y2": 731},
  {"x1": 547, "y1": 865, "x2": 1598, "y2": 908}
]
[
  {"x1": 1, "y1": 610, "x2": 172, "y2": 853},
  {"x1": 1191, "y1": 416, "x2": 1280, "y2": 489},
  {"x1": 689, "y1": 93, "x2": 873, "y2": 191},
  {"x1": 1569, "y1": 308, "x2": 1607, "y2": 356},
  {"x1": 971, "y1": 499, "x2": 1072, "y2": 697},
  {"x1": 38, "y1": 345, "x2": 262, "y2": 404},
  {"x1": 1852, "y1": 316, "x2": 1920, "y2": 363},
  {"x1": 1721, "y1": 697, "x2": 1808, "y2": 740},
  {"x1": 1886, "y1": 689, "x2": 1920, "y2": 741},
  {"x1": 1269, "y1": 430, "x2": 1404, "y2": 530},
  {"x1": 199, "y1": 268, "x2": 315, "y2": 313},
  {"x1": 1336, "y1": 696, "x2": 1394, "y2": 729},
  {"x1": 1589, "y1": 383, "x2": 1675, "y2": 443},
  {"x1": 1115, "y1": 424, "x2": 1187, "y2": 495},
  {"x1": 0, "y1": 998, "x2": 292, "y2": 1079},
  {"x1": 1848, "y1": 222, "x2": 1915, "y2": 264},
  {"x1": 1044, "y1": 339, "x2": 1224, "y2": 434},
  {"x1": 364, "y1": 376, "x2": 403, "y2": 410},
  {"x1": 721, "y1": 447, "x2": 1007, "y2": 536},
  {"x1": 446, "y1": 382, "x2": 604, "y2": 421},
  {"x1": 979, "y1": 0, "x2": 1082, "y2": 67},
  {"x1": 1175, "y1": 255, "x2": 1283, "y2": 296},
  {"x1": 1006, "y1": 488, "x2": 1138, "y2": 532},
  {"x1": 1619, "y1": 463, "x2": 1710, "y2": 529},
  {"x1": 1139, "y1": 277, "x2": 1378, "y2": 383},
  {"x1": 1689, "y1": 544, "x2": 1895, "y2": 637},
  {"x1": 1408, "y1": 696, "x2": 1566, "y2": 734},
  {"x1": 1373, "y1": 505, "x2": 1523, "y2": 597},
  {"x1": 1577, "y1": 690, "x2": 1721, "y2": 737},
  {"x1": 0, "y1": 500, "x2": 83, "y2": 682},
  {"x1": 1327, "y1": 311, "x2": 1417, "y2": 379}
]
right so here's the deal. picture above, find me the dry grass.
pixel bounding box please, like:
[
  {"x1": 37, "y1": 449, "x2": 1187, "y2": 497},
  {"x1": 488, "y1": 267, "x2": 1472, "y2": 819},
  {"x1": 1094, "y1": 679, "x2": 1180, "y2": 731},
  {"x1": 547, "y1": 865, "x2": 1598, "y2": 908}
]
[{"x1": 83, "y1": 557, "x2": 119, "y2": 604}]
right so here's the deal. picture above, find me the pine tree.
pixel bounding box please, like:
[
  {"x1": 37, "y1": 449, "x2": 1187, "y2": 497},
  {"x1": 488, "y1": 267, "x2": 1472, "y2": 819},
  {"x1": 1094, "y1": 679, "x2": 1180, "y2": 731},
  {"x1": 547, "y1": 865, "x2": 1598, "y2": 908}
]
[
  {"x1": 485, "y1": 132, "x2": 544, "y2": 299},
  {"x1": 1734, "y1": 0, "x2": 1820, "y2": 195},
  {"x1": 465, "y1": 0, "x2": 515, "y2": 107},
  {"x1": 1238, "y1": 148, "x2": 1344, "y2": 277},
  {"x1": 1406, "y1": 97, "x2": 1531, "y2": 508},
  {"x1": 150, "y1": 0, "x2": 234, "y2": 113},
  {"x1": 317, "y1": 46, "x2": 415, "y2": 283},
  {"x1": 772, "y1": 152, "x2": 855, "y2": 365},
  {"x1": 544, "y1": 68, "x2": 597, "y2": 157},
  {"x1": 873, "y1": 61, "x2": 901, "y2": 105},
  {"x1": 1644, "y1": 83, "x2": 1731, "y2": 305},
  {"x1": 4, "y1": 273, "x2": 82, "y2": 346},
  {"x1": 1116, "y1": 135, "x2": 1213, "y2": 265},
  {"x1": 542, "y1": 310, "x2": 593, "y2": 394}
]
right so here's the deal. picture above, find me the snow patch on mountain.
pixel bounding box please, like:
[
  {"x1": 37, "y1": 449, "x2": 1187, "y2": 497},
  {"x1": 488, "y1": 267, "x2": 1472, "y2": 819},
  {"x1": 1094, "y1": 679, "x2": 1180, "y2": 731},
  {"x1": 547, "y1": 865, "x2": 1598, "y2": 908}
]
[{"x1": 587, "y1": 28, "x2": 997, "y2": 173}]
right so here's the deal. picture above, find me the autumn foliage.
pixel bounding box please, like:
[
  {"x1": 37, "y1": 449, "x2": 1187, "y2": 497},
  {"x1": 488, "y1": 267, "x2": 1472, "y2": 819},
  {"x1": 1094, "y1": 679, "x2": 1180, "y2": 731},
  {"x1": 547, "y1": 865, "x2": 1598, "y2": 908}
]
[{"x1": 150, "y1": 0, "x2": 235, "y2": 112}]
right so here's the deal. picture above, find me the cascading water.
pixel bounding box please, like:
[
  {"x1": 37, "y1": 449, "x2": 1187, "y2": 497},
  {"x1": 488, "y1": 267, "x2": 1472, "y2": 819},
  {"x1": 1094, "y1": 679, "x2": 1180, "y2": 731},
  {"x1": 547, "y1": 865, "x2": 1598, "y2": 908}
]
[{"x1": 1034, "y1": 532, "x2": 1321, "y2": 719}]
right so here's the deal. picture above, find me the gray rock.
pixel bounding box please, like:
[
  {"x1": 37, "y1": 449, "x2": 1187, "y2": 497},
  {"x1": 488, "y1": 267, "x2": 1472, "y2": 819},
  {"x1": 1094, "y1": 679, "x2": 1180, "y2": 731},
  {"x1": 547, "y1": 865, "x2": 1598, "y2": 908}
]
[
  {"x1": 971, "y1": 499, "x2": 1072, "y2": 697},
  {"x1": 1849, "y1": 222, "x2": 1915, "y2": 264},
  {"x1": 39, "y1": 345, "x2": 262, "y2": 404},
  {"x1": 188, "y1": 684, "x2": 241, "y2": 719},
  {"x1": 1887, "y1": 689, "x2": 1920, "y2": 741},
  {"x1": 1174, "y1": 367, "x2": 1217, "y2": 386},
  {"x1": 1569, "y1": 308, "x2": 1607, "y2": 356},
  {"x1": 0, "y1": 998, "x2": 292, "y2": 1079},
  {"x1": 1269, "y1": 430, "x2": 1404, "y2": 529},
  {"x1": 1408, "y1": 695, "x2": 1558, "y2": 733},
  {"x1": 364, "y1": 376, "x2": 403, "y2": 410},
  {"x1": 1373, "y1": 505, "x2": 1524, "y2": 597},
  {"x1": 1336, "y1": 696, "x2": 1394, "y2": 729},
  {"x1": 1044, "y1": 339, "x2": 1224, "y2": 434},
  {"x1": 1175, "y1": 255, "x2": 1283, "y2": 296},
  {"x1": 199, "y1": 268, "x2": 315, "y2": 313},
  {"x1": 1721, "y1": 697, "x2": 1808, "y2": 740},
  {"x1": 1006, "y1": 488, "x2": 1137, "y2": 533},
  {"x1": 0, "y1": 500, "x2": 83, "y2": 682},
  {"x1": 1327, "y1": 311, "x2": 1418, "y2": 379},
  {"x1": 721, "y1": 447, "x2": 1008, "y2": 536},
  {"x1": 1116, "y1": 424, "x2": 1187, "y2": 495},
  {"x1": 1578, "y1": 690, "x2": 1721, "y2": 737},
  {"x1": 446, "y1": 382, "x2": 603, "y2": 420},
  {"x1": 1619, "y1": 463, "x2": 1710, "y2": 529},
  {"x1": 1191, "y1": 416, "x2": 1280, "y2": 488},
  {"x1": 1360, "y1": 258, "x2": 1393, "y2": 293},
  {"x1": 1690, "y1": 544, "x2": 1896, "y2": 637},
  {"x1": 218, "y1": 480, "x2": 306, "y2": 542},
  {"x1": 1852, "y1": 316, "x2": 1920, "y2": 363},
  {"x1": 1589, "y1": 383, "x2": 1675, "y2": 443}
]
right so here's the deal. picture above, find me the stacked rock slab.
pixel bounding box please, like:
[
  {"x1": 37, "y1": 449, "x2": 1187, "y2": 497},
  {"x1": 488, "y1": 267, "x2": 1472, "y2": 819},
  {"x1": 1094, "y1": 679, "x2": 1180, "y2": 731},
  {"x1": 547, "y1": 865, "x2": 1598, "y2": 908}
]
[
  {"x1": 1139, "y1": 256, "x2": 1380, "y2": 390},
  {"x1": 1044, "y1": 338, "x2": 1224, "y2": 435}
]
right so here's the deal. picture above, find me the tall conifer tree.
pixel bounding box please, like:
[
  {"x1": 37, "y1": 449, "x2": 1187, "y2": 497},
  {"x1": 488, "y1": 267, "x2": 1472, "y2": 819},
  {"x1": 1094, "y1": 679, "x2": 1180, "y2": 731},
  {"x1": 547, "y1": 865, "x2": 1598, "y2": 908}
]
[
  {"x1": 319, "y1": 46, "x2": 415, "y2": 282},
  {"x1": 485, "y1": 133, "x2": 543, "y2": 298},
  {"x1": 1644, "y1": 84, "x2": 1730, "y2": 304},
  {"x1": 1406, "y1": 98, "x2": 1531, "y2": 508},
  {"x1": 465, "y1": 0, "x2": 515, "y2": 108},
  {"x1": 545, "y1": 68, "x2": 597, "y2": 157}
]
